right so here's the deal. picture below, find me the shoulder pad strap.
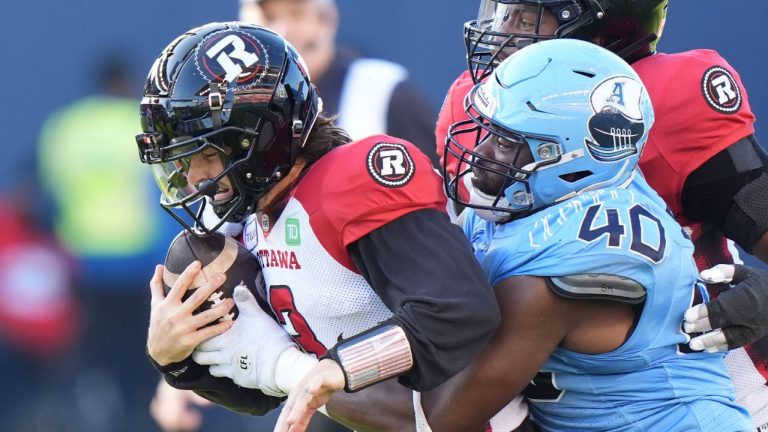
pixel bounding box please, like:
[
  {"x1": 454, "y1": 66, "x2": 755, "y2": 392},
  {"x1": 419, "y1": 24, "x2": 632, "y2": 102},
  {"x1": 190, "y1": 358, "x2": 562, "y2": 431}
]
[
  {"x1": 726, "y1": 134, "x2": 767, "y2": 174},
  {"x1": 546, "y1": 274, "x2": 646, "y2": 304}
]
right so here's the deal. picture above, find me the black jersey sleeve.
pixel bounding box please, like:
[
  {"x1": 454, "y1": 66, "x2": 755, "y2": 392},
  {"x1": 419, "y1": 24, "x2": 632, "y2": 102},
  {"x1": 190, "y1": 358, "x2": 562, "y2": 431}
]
[
  {"x1": 682, "y1": 134, "x2": 768, "y2": 252},
  {"x1": 150, "y1": 355, "x2": 284, "y2": 416},
  {"x1": 347, "y1": 208, "x2": 501, "y2": 391}
]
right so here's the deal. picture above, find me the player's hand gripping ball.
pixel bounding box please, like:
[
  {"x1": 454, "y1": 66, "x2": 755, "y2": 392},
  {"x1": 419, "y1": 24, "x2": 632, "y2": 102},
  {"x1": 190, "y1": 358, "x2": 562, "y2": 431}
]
[{"x1": 163, "y1": 230, "x2": 266, "y2": 324}]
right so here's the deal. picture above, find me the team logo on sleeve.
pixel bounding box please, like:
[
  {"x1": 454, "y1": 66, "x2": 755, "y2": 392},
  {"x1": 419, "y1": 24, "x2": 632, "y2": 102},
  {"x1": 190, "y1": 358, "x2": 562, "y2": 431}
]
[
  {"x1": 195, "y1": 30, "x2": 269, "y2": 88},
  {"x1": 366, "y1": 142, "x2": 415, "y2": 187},
  {"x1": 701, "y1": 66, "x2": 741, "y2": 114}
]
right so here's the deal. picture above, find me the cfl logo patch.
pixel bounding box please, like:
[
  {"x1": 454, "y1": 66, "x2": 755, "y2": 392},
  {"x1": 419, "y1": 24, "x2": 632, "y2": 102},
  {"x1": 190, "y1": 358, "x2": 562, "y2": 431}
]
[
  {"x1": 195, "y1": 29, "x2": 269, "y2": 87},
  {"x1": 701, "y1": 66, "x2": 741, "y2": 114},
  {"x1": 366, "y1": 142, "x2": 415, "y2": 187},
  {"x1": 238, "y1": 353, "x2": 251, "y2": 371}
]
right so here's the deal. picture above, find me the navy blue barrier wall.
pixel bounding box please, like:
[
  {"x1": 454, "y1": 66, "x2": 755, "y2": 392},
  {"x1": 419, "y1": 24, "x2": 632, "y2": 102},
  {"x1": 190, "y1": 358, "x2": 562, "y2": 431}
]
[
  {"x1": 1, "y1": 1, "x2": 765, "y2": 191},
  {"x1": 335, "y1": 1, "x2": 768, "y2": 148}
]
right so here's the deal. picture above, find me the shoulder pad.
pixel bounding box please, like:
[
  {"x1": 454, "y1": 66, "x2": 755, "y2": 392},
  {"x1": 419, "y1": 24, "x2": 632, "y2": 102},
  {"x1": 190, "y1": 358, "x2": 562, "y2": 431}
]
[{"x1": 546, "y1": 274, "x2": 646, "y2": 305}]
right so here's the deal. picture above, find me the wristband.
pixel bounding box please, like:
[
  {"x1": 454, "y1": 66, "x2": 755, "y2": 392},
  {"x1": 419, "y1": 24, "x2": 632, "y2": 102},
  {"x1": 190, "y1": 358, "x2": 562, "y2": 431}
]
[{"x1": 324, "y1": 322, "x2": 413, "y2": 392}]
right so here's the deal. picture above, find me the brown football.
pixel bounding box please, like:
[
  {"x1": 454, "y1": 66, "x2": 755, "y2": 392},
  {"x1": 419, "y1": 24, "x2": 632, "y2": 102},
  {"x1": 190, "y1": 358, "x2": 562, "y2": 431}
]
[{"x1": 162, "y1": 230, "x2": 266, "y2": 324}]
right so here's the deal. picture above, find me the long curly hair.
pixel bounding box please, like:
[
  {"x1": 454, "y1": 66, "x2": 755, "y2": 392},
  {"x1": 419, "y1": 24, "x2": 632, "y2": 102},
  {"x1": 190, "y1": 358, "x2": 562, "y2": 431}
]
[{"x1": 300, "y1": 114, "x2": 352, "y2": 164}]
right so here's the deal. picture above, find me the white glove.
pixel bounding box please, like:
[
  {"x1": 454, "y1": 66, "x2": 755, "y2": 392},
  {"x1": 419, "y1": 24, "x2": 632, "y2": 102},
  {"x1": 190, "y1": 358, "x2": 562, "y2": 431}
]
[
  {"x1": 698, "y1": 264, "x2": 735, "y2": 285},
  {"x1": 192, "y1": 285, "x2": 296, "y2": 397},
  {"x1": 683, "y1": 265, "x2": 734, "y2": 352}
]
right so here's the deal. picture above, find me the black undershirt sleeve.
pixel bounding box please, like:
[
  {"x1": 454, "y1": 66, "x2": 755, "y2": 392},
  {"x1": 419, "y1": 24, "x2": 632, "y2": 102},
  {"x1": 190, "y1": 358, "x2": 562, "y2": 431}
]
[
  {"x1": 348, "y1": 208, "x2": 500, "y2": 391},
  {"x1": 386, "y1": 81, "x2": 440, "y2": 167},
  {"x1": 681, "y1": 134, "x2": 768, "y2": 252},
  {"x1": 149, "y1": 355, "x2": 284, "y2": 416}
]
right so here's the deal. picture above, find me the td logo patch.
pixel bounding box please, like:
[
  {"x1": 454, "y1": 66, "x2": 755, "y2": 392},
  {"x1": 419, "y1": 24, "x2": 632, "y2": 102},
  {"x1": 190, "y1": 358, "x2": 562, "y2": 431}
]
[
  {"x1": 366, "y1": 142, "x2": 415, "y2": 187},
  {"x1": 285, "y1": 218, "x2": 301, "y2": 246},
  {"x1": 701, "y1": 66, "x2": 741, "y2": 114}
]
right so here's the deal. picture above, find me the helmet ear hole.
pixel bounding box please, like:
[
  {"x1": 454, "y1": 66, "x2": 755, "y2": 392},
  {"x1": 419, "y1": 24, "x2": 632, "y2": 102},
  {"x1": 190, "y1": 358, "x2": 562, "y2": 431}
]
[
  {"x1": 559, "y1": 170, "x2": 593, "y2": 183},
  {"x1": 257, "y1": 122, "x2": 275, "y2": 150},
  {"x1": 268, "y1": 103, "x2": 287, "y2": 126}
]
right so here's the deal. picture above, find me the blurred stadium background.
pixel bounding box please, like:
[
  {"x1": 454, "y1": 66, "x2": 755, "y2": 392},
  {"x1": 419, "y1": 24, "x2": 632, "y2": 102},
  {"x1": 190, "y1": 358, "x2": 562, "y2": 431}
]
[{"x1": 0, "y1": 1, "x2": 765, "y2": 431}]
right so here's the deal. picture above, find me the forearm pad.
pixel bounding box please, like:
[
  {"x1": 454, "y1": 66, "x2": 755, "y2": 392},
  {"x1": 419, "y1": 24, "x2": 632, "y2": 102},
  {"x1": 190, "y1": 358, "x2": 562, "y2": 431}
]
[{"x1": 323, "y1": 321, "x2": 413, "y2": 392}]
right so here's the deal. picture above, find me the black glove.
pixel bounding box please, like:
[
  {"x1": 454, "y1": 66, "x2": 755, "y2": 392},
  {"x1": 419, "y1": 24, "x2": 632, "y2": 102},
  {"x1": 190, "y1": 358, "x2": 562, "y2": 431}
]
[{"x1": 684, "y1": 264, "x2": 768, "y2": 352}]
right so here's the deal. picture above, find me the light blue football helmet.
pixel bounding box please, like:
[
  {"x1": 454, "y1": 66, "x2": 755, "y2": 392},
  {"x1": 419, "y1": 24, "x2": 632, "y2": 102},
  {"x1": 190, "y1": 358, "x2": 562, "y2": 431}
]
[{"x1": 445, "y1": 38, "x2": 654, "y2": 221}]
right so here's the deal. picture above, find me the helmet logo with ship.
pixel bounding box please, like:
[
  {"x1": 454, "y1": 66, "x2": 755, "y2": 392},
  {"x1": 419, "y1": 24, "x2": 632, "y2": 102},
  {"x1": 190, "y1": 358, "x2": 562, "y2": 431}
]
[{"x1": 586, "y1": 76, "x2": 646, "y2": 162}]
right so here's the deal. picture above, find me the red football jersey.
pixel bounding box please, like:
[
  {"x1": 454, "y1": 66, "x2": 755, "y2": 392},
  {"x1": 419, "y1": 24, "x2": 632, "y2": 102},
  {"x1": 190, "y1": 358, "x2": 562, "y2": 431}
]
[
  {"x1": 635, "y1": 50, "x2": 756, "y2": 273},
  {"x1": 634, "y1": 50, "x2": 756, "y2": 271},
  {"x1": 435, "y1": 70, "x2": 476, "y2": 201},
  {"x1": 242, "y1": 135, "x2": 445, "y2": 355},
  {"x1": 634, "y1": 49, "x2": 755, "y2": 222}
]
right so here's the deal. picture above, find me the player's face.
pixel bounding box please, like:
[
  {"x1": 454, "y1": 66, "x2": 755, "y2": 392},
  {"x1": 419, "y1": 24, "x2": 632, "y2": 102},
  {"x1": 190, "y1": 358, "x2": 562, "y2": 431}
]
[
  {"x1": 488, "y1": 5, "x2": 560, "y2": 61},
  {"x1": 184, "y1": 148, "x2": 234, "y2": 204},
  {"x1": 471, "y1": 132, "x2": 533, "y2": 196}
]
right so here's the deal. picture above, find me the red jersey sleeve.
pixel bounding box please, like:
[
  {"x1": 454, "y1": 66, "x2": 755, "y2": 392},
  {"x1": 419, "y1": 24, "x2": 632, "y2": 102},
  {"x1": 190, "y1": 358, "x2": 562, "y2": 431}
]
[
  {"x1": 436, "y1": 71, "x2": 475, "y2": 177},
  {"x1": 435, "y1": 71, "x2": 476, "y2": 201},
  {"x1": 634, "y1": 49, "x2": 756, "y2": 216},
  {"x1": 295, "y1": 135, "x2": 446, "y2": 266}
]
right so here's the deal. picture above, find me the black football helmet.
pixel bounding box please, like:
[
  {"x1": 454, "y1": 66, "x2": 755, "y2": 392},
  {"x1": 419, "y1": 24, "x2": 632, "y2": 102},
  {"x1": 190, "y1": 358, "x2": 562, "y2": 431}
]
[
  {"x1": 136, "y1": 22, "x2": 319, "y2": 235},
  {"x1": 465, "y1": 0, "x2": 667, "y2": 83}
]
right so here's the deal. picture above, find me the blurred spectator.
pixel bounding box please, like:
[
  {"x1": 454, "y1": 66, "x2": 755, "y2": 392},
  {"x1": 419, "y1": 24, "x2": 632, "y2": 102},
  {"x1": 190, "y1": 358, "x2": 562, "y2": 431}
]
[
  {"x1": 0, "y1": 191, "x2": 82, "y2": 431},
  {"x1": 241, "y1": 0, "x2": 439, "y2": 165},
  {"x1": 35, "y1": 53, "x2": 179, "y2": 431},
  {"x1": 0, "y1": 192, "x2": 78, "y2": 358}
]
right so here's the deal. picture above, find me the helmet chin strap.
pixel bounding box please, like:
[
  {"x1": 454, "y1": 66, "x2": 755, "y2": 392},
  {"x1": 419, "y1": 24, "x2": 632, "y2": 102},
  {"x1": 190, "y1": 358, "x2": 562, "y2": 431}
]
[
  {"x1": 200, "y1": 200, "x2": 244, "y2": 237},
  {"x1": 208, "y1": 82, "x2": 225, "y2": 129},
  {"x1": 614, "y1": 33, "x2": 658, "y2": 63},
  {"x1": 465, "y1": 174, "x2": 513, "y2": 223}
]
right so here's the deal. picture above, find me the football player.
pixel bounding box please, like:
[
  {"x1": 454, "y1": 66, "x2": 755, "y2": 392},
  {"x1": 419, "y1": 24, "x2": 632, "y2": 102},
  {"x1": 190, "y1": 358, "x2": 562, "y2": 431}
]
[
  {"x1": 277, "y1": 38, "x2": 753, "y2": 431},
  {"x1": 436, "y1": 1, "x2": 768, "y2": 429},
  {"x1": 138, "y1": 21, "x2": 500, "y2": 428}
]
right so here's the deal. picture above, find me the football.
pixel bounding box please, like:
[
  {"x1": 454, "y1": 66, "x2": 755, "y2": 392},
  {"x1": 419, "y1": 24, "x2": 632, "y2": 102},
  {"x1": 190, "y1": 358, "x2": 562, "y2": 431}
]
[{"x1": 162, "y1": 230, "x2": 266, "y2": 324}]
